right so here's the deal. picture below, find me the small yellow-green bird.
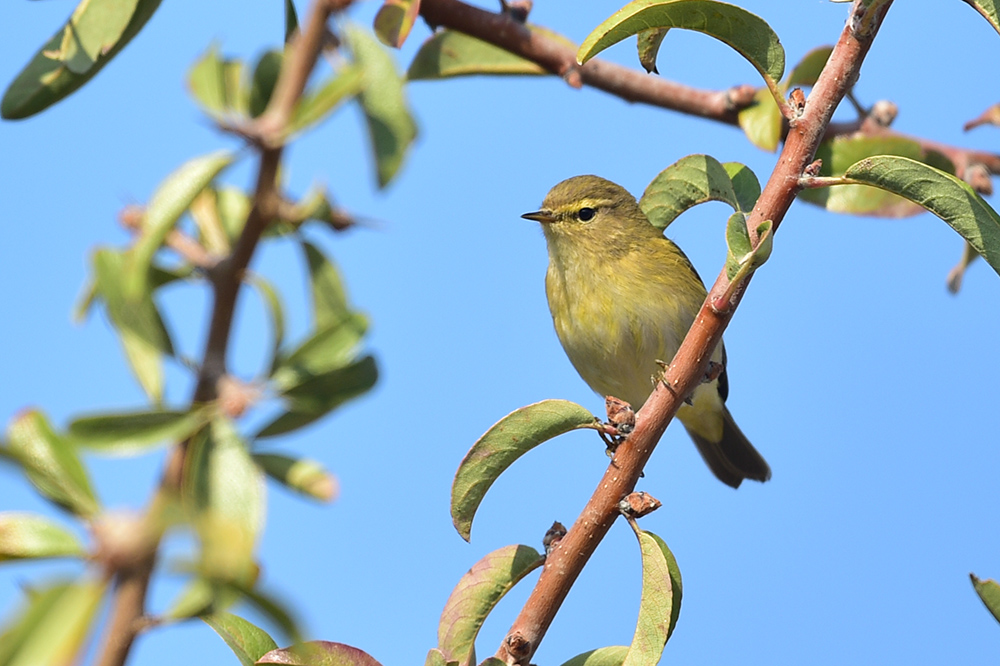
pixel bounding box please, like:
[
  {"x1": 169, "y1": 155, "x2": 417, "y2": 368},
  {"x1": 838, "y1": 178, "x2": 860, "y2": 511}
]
[{"x1": 523, "y1": 175, "x2": 770, "y2": 488}]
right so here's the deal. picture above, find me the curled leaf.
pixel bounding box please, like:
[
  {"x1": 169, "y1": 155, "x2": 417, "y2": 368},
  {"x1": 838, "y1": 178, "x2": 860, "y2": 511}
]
[
  {"x1": 437, "y1": 545, "x2": 544, "y2": 666},
  {"x1": 452, "y1": 400, "x2": 597, "y2": 541},
  {"x1": 639, "y1": 154, "x2": 748, "y2": 229}
]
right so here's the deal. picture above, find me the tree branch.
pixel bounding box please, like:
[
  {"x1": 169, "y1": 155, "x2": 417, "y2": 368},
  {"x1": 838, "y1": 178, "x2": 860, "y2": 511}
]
[
  {"x1": 495, "y1": 1, "x2": 895, "y2": 662},
  {"x1": 93, "y1": 4, "x2": 350, "y2": 666}
]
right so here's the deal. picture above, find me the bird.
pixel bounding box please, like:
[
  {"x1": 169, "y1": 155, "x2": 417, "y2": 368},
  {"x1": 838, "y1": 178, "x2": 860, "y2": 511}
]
[{"x1": 522, "y1": 174, "x2": 770, "y2": 488}]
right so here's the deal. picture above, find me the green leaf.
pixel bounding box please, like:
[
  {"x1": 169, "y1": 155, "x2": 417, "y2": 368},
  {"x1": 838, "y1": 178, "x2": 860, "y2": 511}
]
[
  {"x1": 6, "y1": 410, "x2": 99, "y2": 517},
  {"x1": 0, "y1": 513, "x2": 85, "y2": 561},
  {"x1": 302, "y1": 240, "x2": 350, "y2": 327},
  {"x1": 725, "y1": 213, "x2": 772, "y2": 281},
  {"x1": 125, "y1": 150, "x2": 235, "y2": 301},
  {"x1": 217, "y1": 186, "x2": 253, "y2": 242},
  {"x1": 622, "y1": 528, "x2": 683, "y2": 666},
  {"x1": 345, "y1": 24, "x2": 417, "y2": 188},
  {"x1": 451, "y1": 400, "x2": 597, "y2": 541},
  {"x1": 249, "y1": 50, "x2": 284, "y2": 118},
  {"x1": 840, "y1": 155, "x2": 1000, "y2": 277},
  {"x1": 425, "y1": 648, "x2": 456, "y2": 666},
  {"x1": 93, "y1": 248, "x2": 173, "y2": 402},
  {"x1": 228, "y1": 584, "x2": 302, "y2": 645},
  {"x1": 290, "y1": 65, "x2": 365, "y2": 135},
  {"x1": 577, "y1": 0, "x2": 784, "y2": 87},
  {"x1": 253, "y1": 453, "x2": 337, "y2": 502},
  {"x1": 189, "y1": 45, "x2": 228, "y2": 118},
  {"x1": 183, "y1": 418, "x2": 264, "y2": 585},
  {"x1": 256, "y1": 355, "x2": 378, "y2": 439},
  {"x1": 798, "y1": 136, "x2": 954, "y2": 217},
  {"x1": 407, "y1": 27, "x2": 572, "y2": 80},
  {"x1": 737, "y1": 87, "x2": 782, "y2": 152},
  {"x1": 258, "y1": 641, "x2": 384, "y2": 666},
  {"x1": 722, "y1": 161, "x2": 761, "y2": 214},
  {"x1": 637, "y1": 28, "x2": 668, "y2": 74},
  {"x1": 1, "y1": 0, "x2": 162, "y2": 119},
  {"x1": 247, "y1": 274, "x2": 286, "y2": 375},
  {"x1": 437, "y1": 545, "x2": 544, "y2": 665},
  {"x1": 374, "y1": 0, "x2": 422, "y2": 49},
  {"x1": 0, "y1": 578, "x2": 106, "y2": 666},
  {"x1": 285, "y1": 0, "x2": 300, "y2": 43},
  {"x1": 964, "y1": 0, "x2": 1000, "y2": 35},
  {"x1": 68, "y1": 407, "x2": 209, "y2": 456},
  {"x1": 202, "y1": 612, "x2": 278, "y2": 666},
  {"x1": 272, "y1": 313, "x2": 368, "y2": 388},
  {"x1": 970, "y1": 573, "x2": 1000, "y2": 625},
  {"x1": 560, "y1": 647, "x2": 629, "y2": 666},
  {"x1": 786, "y1": 45, "x2": 832, "y2": 87},
  {"x1": 639, "y1": 154, "x2": 746, "y2": 229}
]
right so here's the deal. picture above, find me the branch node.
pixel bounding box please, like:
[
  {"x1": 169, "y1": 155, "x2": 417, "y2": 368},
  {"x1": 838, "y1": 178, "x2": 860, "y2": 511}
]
[
  {"x1": 541, "y1": 521, "x2": 567, "y2": 556},
  {"x1": 618, "y1": 491, "x2": 662, "y2": 519},
  {"x1": 803, "y1": 159, "x2": 823, "y2": 178},
  {"x1": 502, "y1": 632, "x2": 532, "y2": 664}
]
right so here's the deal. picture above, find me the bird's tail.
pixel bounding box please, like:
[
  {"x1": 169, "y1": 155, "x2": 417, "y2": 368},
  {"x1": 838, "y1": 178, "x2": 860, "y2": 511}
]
[{"x1": 684, "y1": 407, "x2": 771, "y2": 489}]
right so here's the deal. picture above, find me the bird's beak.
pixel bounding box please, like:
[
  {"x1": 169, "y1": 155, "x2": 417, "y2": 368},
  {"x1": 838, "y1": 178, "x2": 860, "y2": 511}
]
[{"x1": 521, "y1": 209, "x2": 556, "y2": 223}]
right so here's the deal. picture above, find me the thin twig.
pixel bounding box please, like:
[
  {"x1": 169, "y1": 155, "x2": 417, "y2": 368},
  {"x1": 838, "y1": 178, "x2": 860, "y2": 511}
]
[{"x1": 495, "y1": 1, "x2": 895, "y2": 662}]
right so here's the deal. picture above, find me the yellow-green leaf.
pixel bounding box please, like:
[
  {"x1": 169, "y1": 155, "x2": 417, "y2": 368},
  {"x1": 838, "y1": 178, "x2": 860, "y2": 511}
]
[
  {"x1": 6, "y1": 410, "x2": 99, "y2": 518},
  {"x1": 68, "y1": 407, "x2": 209, "y2": 456},
  {"x1": 560, "y1": 647, "x2": 629, "y2": 666},
  {"x1": 0, "y1": 513, "x2": 85, "y2": 561},
  {"x1": 964, "y1": 0, "x2": 1000, "y2": 35},
  {"x1": 259, "y1": 641, "x2": 384, "y2": 666},
  {"x1": 253, "y1": 453, "x2": 337, "y2": 502},
  {"x1": 374, "y1": 0, "x2": 422, "y2": 49},
  {"x1": 202, "y1": 612, "x2": 278, "y2": 666},
  {"x1": 639, "y1": 154, "x2": 747, "y2": 229},
  {"x1": 452, "y1": 400, "x2": 597, "y2": 541},
  {"x1": 622, "y1": 528, "x2": 683, "y2": 666},
  {"x1": 578, "y1": 0, "x2": 784, "y2": 88},
  {"x1": 290, "y1": 65, "x2": 365, "y2": 135},
  {"x1": 786, "y1": 45, "x2": 832, "y2": 88},
  {"x1": 437, "y1": 545, "x2": 544, "y2": 666},
  {"x1": 737, "y1": 87, "x2": 782, "y2": 152},
  {"x1": 407, "y1": 27, "x2": 572, "y2": 80},
  {"x1": 971, "y1": 573, "x2": 1000, "y2": 625}
]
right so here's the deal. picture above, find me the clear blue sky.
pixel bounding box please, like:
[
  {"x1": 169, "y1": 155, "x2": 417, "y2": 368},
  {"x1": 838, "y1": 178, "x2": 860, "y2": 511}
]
[{"x1": 2, "y1": 1, "x2": 1000, "y2": 665}]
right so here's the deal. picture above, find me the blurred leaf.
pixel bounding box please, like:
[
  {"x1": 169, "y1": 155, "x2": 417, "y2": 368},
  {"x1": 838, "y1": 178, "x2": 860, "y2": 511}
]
[
  {"x1": 797, "y1": 136, "x2": 954, "y2": 216},
  {"x1": 964, "y1": 102, "x2": 1000, "y2": 131},
  {"x1": 247, "y1": 274, "x2": 286, "y2": 375},
  {"x1": 841, "y1": 155, "x2": 1000, "y2": 277},
  {"x1": 623, "y1": 529, "x2": 682, "y2": 666},
  {"x1": 253, "y1": 453, "x2": 337, "y2": 502},
  {"x1": 374, "y1": 0, "x2": 422, "y2": 48},
  {"x1": 345, "y1": 24, "x2": 417, "y2": 188},
  {"x1": 6, "y1": 410, "x2": 99, "y2": 517},
  {"x1": 560, "y1": 647, "x2": 629, "y2": 666},
  {"x1": 229, "y1": 584, "x2": 302, "y2": 645},
  {"x1": 289, "y1": 65, "x2": 364, "y2": 135},
  {"x1": 0, "y1": 513, "x2": 85, "y2": 561},
  {"x1": 190, "y1": 187, "x2": 231, "y2": 254},
  {"x1": 0, "y1": 579, "x2": 106, "y2": 666},
  {"x1": 256, "y1": 355, "x2": 378, "y2": 439},
  {"x1": 577, "y1": 0, "x2": 784, "y2": 87},
  {"x1": 452, "y1": 400, "x2": 597, "y2": 541},
  {"x1": 217, "y1": 186, "x2": 253, "y2": 242},
  {"x1": 202, "y1": 612, "x2": 279, "y2": 666},
  {"x1": 189, "y1": 45, "x2": 229, "y2": 118},
  {"x1": 970, "y1": 573, "x2": 1000, "y2": 624},
  {"x1": 786, "y1": 45, "x2": 832, "y2": 87},
  {"x1": 636, "y1": 28, "x2": 668, "y2": 73},
  {"x1": 438, "y1": 545, "x2": 544, "y2": 666},
  {"x1": 68, "y1": 407, "x2": 209, "y2": 456},
  {"x1": 272, "y1": 313, "x2": 368, "y2": 388},
  {"x1": 723, "y1": 161, "x2": 761, "y2": 214},
  {"x1": 1, "y1": 0, "x2": 162, "y2": 119},
  {"x1": 964, "y1": 0, "x2": 1000, "y2": 35},
  {"x1": 249, "y1": 50, "x2": 284, "y2": 118},
  {"x1": 93, "y1": 248, "x2": 173, "y2": 401},
  {"x1": 301, "y1": 240, "x2": 349, "y2": 327},
  {"x1": 285, "y1": 0, "x2": 300, "y2": 43},
  {"x1": 737, "y1": 87, "x2": 782, "y2": 152},
  {"x1": 125, "y1": 150, "x2": 235, "y2": 301},
  {"x1": 258, "y1": 641, "x2": 384, "y2": 666},
  {"x1": 408, "y1": 27, "x2": 572, "y2": 80},
  {"x1": 639, "y1": 154, "x2": 747, "y2": 229},
  {"x1": 183, "y1": 419, "x2": 264, "y2": 585}
]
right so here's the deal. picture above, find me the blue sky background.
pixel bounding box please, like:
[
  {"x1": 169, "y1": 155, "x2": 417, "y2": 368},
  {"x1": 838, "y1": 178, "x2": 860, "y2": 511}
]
[{"x1": 2, "y1": 1, "x2": 1000, "y2": 664}]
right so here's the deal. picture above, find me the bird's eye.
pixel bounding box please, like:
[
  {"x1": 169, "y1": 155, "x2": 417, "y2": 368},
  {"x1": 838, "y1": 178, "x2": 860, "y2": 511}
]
[{"x1": 578, "y1": 207, "x2": 596, "y2": 221}]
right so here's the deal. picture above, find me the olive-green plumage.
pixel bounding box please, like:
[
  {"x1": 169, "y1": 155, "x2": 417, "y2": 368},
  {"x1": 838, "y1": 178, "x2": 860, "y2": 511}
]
[{"x1": 523, "y1": 175, "x2": 770, "y2": 488}]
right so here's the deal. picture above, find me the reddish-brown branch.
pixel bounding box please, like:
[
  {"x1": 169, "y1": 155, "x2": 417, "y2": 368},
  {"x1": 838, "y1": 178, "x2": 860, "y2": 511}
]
[
  {"x1": 92, "y1": 4, "x2": 350, "y2": 666},
  {"x1": 495, "y1": 2, "x2": 895, "y2": 663},
  {"x1": 418, "y1": 0, "x2": 1000, "y2": 180}
]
